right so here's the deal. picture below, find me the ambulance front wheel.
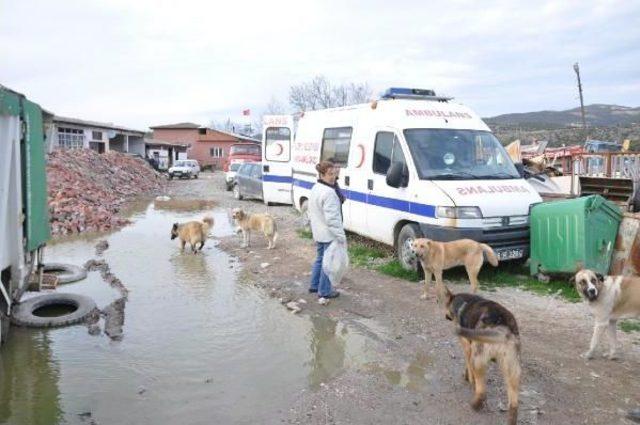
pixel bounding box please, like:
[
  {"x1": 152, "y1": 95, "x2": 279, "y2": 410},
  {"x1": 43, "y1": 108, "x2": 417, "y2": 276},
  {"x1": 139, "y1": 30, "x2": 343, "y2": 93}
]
[{"x1": 397, "y1": 223, "x2": 423, "y2": 273}]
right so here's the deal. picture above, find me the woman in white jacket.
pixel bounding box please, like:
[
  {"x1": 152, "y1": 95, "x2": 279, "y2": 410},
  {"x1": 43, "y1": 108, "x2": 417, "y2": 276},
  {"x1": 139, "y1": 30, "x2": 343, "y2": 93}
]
[{"x1": 308, "y1": 161, "x2": 346, "y2": 299}]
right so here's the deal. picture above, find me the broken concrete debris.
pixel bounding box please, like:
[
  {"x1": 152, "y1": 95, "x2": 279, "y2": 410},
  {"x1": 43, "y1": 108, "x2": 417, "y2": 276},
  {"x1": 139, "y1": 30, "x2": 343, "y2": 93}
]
[{"x1": 47, "y1": 149, "x2": 165, "y2": 236}]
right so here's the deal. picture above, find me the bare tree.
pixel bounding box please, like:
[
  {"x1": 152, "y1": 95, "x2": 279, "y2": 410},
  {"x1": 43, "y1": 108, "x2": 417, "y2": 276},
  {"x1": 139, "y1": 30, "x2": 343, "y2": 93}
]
[
  {"x1": 288, "y1": 75, "x2": 373, "y2": 111},
  {"x1": 264, "y1": 96, "x2": 286, "y2": 115},
  {"x1": 348, "y1": 82, "x2": 372, "y2": 104},
  {"x1": 209, "y1": 118, "x2": 250, "y2": 135}
]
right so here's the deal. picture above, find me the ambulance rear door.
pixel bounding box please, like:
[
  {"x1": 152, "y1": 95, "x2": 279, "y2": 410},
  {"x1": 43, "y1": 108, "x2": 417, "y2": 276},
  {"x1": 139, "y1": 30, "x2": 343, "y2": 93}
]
[{"x1": 262, "y1": 115, "x2": 294, "y2": 205}]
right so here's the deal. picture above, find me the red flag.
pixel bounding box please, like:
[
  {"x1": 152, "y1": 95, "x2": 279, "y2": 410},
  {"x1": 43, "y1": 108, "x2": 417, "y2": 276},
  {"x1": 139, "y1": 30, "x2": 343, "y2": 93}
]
[{"x1": 242, "y1": 109, "x2": 250, "y2": 116}]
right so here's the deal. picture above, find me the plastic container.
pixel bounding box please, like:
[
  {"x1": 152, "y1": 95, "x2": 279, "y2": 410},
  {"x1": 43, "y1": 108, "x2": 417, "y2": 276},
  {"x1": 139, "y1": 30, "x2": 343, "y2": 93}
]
[{"x1": 529, "y1": 195, "x2": 622, "y2": 275}]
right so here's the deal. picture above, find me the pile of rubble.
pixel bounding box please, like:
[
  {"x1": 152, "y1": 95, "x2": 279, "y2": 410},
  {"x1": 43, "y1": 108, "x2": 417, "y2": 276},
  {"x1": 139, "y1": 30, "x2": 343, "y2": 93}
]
[{"x1": 47, "y1": 149, "x2": 165, "y2": 236}]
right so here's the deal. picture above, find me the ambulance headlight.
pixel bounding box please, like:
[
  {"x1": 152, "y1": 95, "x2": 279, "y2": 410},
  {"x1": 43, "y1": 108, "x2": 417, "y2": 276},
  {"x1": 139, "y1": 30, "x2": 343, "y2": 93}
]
[{"x1": 437, "y1": 206, "x2": 483, "y2": 219}]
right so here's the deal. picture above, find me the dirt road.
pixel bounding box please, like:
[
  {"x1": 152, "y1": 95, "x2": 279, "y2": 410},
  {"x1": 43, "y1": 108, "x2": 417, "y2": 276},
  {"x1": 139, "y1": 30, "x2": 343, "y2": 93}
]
[{"x1": 169, "y1": 172, "x2": 640, "y2": 425}]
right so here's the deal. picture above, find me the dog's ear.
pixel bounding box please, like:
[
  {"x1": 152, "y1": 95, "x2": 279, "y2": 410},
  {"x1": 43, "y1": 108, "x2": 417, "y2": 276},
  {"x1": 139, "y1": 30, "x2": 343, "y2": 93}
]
[
  {"x1": 568, "y1": 275, "x2": 576, "y2": 285},
  {"x1": 595, "y1": 272, "x2": 605, "y2": 283},
  {"x1": 172, "y1": 223, "x2": 178, "y2": 230}
]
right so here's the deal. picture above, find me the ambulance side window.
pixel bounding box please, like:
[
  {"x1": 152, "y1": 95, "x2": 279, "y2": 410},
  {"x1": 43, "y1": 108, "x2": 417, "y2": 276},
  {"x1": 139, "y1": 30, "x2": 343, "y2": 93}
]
[
  {"x1": 321, "y1": 127, "x2": 352, "y2": 167},
  {"x1": 373, "y1": 132, "x2": 405, "y2": 175}
]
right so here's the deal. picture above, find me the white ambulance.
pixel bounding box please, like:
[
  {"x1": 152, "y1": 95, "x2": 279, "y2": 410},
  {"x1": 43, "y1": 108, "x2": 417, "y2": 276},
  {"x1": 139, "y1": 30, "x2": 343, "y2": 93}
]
[{"x1": 264, "y1": 88, "x2": 542, "y2": 270}]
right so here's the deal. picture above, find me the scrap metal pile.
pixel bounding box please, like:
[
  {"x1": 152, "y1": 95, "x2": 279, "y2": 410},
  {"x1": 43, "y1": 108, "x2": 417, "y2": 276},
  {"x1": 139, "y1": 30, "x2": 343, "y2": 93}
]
[{"x1": 47, "y1": 149, "x2": 165, "y2": 236}]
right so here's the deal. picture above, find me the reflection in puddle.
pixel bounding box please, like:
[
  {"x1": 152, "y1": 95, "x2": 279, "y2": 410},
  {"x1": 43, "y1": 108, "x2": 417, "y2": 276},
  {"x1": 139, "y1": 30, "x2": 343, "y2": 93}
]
[
  {"x1": 0, "y1": 331, "x2": 63, "y2": 425},
  {"x1": 153, "y1": 198, "x2": 216, "y2": 212},
  {"x1": 365, "y1": 351, "x2": 432, "y2": 392},
  {"x1": 1, "y1": 198, "x2": 390, "y2": 424}
]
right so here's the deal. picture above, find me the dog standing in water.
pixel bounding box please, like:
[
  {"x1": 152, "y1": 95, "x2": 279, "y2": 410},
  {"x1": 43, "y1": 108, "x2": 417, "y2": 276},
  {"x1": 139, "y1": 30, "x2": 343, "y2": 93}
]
[{"x1": 170, "y1": 216, "x2": 214, "y2": 253}]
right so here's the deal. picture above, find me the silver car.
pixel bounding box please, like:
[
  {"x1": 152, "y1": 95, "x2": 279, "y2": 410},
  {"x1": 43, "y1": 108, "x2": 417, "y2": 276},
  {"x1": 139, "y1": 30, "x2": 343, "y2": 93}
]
[{"x1": 168, "y1": 160, "x2": 200, "y2": 179}]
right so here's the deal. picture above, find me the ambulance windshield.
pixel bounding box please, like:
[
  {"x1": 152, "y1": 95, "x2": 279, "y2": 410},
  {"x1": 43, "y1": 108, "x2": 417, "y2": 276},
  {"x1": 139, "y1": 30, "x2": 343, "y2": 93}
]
[{"x1": 403, "y1": 129, "x2": 519, "y2": 180}]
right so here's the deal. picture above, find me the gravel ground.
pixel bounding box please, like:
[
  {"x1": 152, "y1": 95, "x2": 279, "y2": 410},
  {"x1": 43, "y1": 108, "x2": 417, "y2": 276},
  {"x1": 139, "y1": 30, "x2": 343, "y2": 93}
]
[{"x1": 166, "y1": 172, "x2": 640, "y2": 425}]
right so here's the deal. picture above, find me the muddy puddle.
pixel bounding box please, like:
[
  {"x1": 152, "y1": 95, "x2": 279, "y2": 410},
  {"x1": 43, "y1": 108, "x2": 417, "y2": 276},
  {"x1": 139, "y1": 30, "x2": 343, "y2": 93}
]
[{"x1": 0, "y1": 199, "x2": 393, "y2": 425}]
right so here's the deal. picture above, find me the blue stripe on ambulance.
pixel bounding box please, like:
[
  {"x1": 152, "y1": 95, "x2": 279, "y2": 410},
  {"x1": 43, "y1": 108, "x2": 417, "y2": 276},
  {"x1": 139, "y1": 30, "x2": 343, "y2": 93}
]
[
  {"x1": 292, "y1": 178, "x2": 436, "y2": 218},
  {"x1": 263, "y1": 175, "x2": 294, "y2": 183}
]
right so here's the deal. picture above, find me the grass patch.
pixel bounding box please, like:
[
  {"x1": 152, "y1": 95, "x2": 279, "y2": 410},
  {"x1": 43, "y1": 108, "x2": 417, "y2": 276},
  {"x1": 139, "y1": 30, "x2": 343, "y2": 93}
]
[
  {"x1": 620, "y1": 320, "x2": 640, "y2": 333},
  {"x1": 296, "y1": 228, "x2": 312, "y2": 240},
  {"x1": 348, "y1": 243, "x2": 387, "y2": 267},
  {"x1": 450, "y1": 263, "x2": 581, "y2": 302},
  {"x1": 376, "y1": 260, "x2": 421, "y2": 282}
]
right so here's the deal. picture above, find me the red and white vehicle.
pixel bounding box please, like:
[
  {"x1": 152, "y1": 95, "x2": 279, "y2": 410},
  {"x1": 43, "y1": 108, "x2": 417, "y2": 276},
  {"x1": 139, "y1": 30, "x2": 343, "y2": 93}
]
[{"x1": 224, "y1": 143, "x2": 261, "y2": 190}]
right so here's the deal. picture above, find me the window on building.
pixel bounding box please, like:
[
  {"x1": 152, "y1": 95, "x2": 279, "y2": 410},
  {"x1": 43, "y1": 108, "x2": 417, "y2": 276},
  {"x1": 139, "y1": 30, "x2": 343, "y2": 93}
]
[
  {"x1": 320, "y1": 127, "x2": 352, "y2": 167},
  {"x1": 210, "y1": 147, "x2": 224, "y2": 158},
  {"x1": 373, "y1": 132, "x2": 405, "y2": 175},
  {"x1": 58, "y1": 127, "x2": 84, "y2": 149},
  {"x1": 198, "y1": 128, "x2": 207, "y2": 135},
  {"x1": 92, "y1": 131, "x2": 103, "y2": 141}
]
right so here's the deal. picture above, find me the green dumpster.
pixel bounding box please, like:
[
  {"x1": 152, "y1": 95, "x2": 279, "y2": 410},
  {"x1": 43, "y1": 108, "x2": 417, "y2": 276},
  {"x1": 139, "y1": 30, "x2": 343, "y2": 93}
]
[{"x1": 529, "y1": 195, "x2": 622, "y2": 275}]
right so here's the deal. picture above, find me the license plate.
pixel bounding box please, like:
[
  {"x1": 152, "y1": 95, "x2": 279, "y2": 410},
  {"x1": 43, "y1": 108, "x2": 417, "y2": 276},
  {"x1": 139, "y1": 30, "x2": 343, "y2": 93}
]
[{"x1": 496, "y1": 248, "x2": 524, "y2": 261}]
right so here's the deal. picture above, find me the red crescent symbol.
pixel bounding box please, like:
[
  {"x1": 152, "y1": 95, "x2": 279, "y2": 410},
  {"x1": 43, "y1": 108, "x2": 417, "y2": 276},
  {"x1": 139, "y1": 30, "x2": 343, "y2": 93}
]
[
  {"x1": 355, "y1": 144, "x2": 365, "y2": 168},
  {"x1": 275, "y1": 143, "x2": 283, "y2": 155}
]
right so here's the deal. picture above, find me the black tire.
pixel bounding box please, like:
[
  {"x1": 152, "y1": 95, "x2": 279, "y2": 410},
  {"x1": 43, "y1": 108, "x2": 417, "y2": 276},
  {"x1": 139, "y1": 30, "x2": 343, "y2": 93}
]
[
  {"x1": 43, "y1": 263, "x2": 87, "y2": 284},
  {"x1": 168, "y1": 174, "x2": 173, "y2": 180},
  {"x1": 194, "y1": 173, "x2": 199, "y2": 179},
  {"x1": 233, "y1": 184, "x2": 243, "y2": 200},
  {"x1": 11, "y1": 293, "x2": 97, "y2": 328},
  {"x1": 0, "y1": 313, "x2": 9, "y2": 345},
  {"x1": 396, "y1": 223, "x2": 423, "y2": 272}
]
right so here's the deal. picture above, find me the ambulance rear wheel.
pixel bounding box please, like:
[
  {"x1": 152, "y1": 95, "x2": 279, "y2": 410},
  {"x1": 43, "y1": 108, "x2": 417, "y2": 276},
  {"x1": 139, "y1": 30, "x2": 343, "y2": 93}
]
[
  {"x1": 300, "y1": 199, "x2": 310, "y2": 228},
  {"x1": 397, "y1": 223, "x2": 422, "y2": 273}
]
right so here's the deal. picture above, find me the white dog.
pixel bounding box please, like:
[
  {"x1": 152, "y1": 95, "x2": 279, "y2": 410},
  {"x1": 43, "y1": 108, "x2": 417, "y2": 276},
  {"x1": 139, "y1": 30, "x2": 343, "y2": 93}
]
[{"x1": 572, "y1": 269, "x2": 640, "y2": 360}]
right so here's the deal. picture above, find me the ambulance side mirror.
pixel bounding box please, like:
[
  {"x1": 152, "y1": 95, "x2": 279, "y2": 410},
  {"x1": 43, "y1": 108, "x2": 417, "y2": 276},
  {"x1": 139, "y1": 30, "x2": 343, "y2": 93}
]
[
  {"x1": 514, "y1": 162, "x2": 525, "y2": 178},
  {"x1": 386, "y1": 162, "x2": 408, "y2": 188}
]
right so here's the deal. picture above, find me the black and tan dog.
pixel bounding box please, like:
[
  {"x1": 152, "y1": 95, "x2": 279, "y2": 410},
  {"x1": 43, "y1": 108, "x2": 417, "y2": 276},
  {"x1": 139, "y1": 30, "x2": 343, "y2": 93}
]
[
  {"x1": 443, "y1": 285, "x2": 521, "y2": 425},
  {"x1": 170, "y1": 216, "x2": 214, "y2": 253}
]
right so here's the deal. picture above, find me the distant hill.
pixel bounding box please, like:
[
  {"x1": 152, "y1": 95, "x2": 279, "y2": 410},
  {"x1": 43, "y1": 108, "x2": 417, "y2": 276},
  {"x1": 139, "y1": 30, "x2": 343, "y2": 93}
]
[{"x1": 485, "y1": 104, "x2": 640, "y2": 128}]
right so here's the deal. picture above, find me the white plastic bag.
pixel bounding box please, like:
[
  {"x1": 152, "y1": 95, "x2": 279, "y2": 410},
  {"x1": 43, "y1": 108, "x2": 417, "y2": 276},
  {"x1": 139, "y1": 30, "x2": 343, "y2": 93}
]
[{"x1": 322, "y1": 239, "x2": 349, "y2": 286}]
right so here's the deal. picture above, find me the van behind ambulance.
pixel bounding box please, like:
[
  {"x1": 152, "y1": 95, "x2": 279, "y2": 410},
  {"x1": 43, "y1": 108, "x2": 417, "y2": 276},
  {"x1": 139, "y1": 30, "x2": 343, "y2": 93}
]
[{"x1": 261, "y1": 88, "x2": 542, "y2": 271}]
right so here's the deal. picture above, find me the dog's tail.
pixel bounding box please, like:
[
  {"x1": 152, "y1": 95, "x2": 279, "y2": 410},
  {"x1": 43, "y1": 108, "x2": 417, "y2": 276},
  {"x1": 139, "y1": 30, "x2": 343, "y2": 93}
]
[
  {"x1": 272, "y1": 223, "x2": 278, "y2": 246},
  {"x1": 481, "y1": 243, "x2": 499, "y2": 267},
  {"x1": 456, "y1": 326, "x2": 512, "y2": 344},
  {"x1": 202, "y1": 216, "x2": 214, "y2": 234}
]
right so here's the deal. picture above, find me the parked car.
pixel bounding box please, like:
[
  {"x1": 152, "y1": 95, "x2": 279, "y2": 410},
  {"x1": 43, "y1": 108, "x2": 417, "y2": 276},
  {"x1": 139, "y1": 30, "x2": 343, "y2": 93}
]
[
  {"x1": 225, "y1": 161, "x2": 243, "y2": 191},
  {"x1": 233, "y1": 162, "x2": 263, "y2": 201},
  {"x1": 168, "y1": 160, "x2": 200, "y2": 179}
]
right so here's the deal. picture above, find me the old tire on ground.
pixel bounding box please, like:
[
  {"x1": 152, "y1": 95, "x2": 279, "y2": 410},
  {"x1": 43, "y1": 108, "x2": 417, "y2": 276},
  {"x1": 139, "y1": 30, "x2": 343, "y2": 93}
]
[
  {"x1": 396, "y1": 223, "x2": 423, "y2": 273},
  {"x1": 11, "y1": 293, "x2": 97, "y2": 328},
  {"x1": 43, "y1": 263, "x2": 87, "y2": 284}
]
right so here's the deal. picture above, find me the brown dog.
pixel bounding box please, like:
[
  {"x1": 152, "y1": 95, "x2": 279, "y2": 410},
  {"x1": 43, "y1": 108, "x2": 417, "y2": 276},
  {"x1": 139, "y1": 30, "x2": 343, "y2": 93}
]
[
  {"x1": 443, "y1": 285, "x2": 521, "y2": 425},
  {"x1": 410, "y1": 238, "x2": 498, "y2": 298},
  {"x1": 231, "y1": 208, "x2": 278, "y2": 249},
  {"x1": 170, "y1": 216, "x2": 214, "y2": 253},
  {"x1": 571, "y1": 269, "x2": 640, "y2": 360}
]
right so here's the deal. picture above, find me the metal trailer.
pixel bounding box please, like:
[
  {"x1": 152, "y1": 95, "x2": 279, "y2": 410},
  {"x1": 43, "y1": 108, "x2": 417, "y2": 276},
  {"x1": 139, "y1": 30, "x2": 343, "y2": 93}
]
[{"x1": 0, "y1": 85, "x2": 51, "y2": 345}]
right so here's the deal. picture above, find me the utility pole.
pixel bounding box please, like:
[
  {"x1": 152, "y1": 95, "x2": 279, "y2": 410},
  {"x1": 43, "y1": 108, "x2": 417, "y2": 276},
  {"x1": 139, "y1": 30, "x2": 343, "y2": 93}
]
[{"x1": 573, "y1": 62, "x2": 588, "y2": 141}]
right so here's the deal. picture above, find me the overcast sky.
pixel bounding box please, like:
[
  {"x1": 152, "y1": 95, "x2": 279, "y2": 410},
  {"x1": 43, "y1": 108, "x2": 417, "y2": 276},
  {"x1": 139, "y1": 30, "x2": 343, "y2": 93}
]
[{"x1": 1, "y1": 0, "x2": 638, "y2": 130}]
